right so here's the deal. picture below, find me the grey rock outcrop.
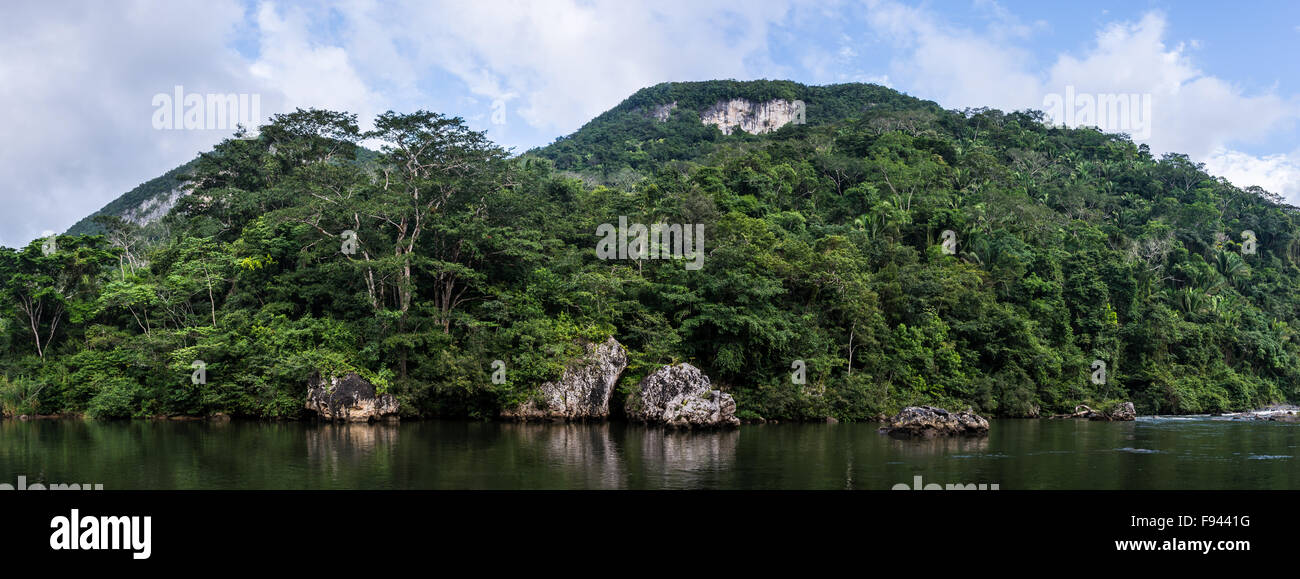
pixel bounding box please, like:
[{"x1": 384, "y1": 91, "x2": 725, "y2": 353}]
[
  {"x1": 503, "y1": 337, "x2": 628, "y2": 421},
  {"x1": 1098, "y1": 401, "x2": 1137, "y2": 421},
  {"x1": 1050, "y1": 401, "x2": 1137, "y2": 421},
  {"x1": 880, "y1": 406, "x2": 989, "y2": 438},
  {"x1": 650, "y1": 101, "x2": 677, "y2": 122},
  {"x1": 305, "y1": 372, "x2": 398, "y2": 422},
  {"x1": 701, "y1": 98, "x2": 804, "y2": 135},
  {"x1": 1222, "y1": 405, "x2": 1300, "y2": 422},
  {"x1": 626, "y1": 363, "x2": 739, "y2": 428}
]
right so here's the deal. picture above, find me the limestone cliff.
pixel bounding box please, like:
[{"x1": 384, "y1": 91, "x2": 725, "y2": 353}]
[{"x1": 699, "y1": 98, "x2": 805, "y2": 135}]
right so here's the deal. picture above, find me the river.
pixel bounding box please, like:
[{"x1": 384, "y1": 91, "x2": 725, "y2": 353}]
[{"x1": 1, "y1": 417, "x2": 1296, "y2": 490}]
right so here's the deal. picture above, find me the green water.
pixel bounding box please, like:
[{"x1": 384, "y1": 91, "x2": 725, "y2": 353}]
[{"x1": 1, "y1": 417, "x2": 1297, "y2": 489}]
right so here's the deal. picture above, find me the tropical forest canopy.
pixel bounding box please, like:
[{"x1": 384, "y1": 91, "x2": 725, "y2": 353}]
[{"x1": 3, "y1": 80, "x2": 1299, "y2": 421}]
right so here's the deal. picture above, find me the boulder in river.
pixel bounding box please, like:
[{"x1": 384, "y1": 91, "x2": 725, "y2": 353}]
[
  {"x1": 880, "y1": 406, "x2": 989, "y2": 437},
  {"x1": 502, "y1": 337, "x2": 628, "y2": 421},
  {"x1": 305, "y1": 372, "x2": 399, "y2": 422},
  {"x1": 1049, "y1": 401, "x2": 1137, "y2": 421},
  {"x1": 625, "y1": 363, "x2": 740, "y2": 428},
  {"x1": 1098, "y1": 401, "x2": 1137, "y2": 421}
]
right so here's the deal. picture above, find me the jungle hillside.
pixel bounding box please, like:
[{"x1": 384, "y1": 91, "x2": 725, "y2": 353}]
[{"x1": 3, "y1": 80, "x2": 1299, "y2": 422}]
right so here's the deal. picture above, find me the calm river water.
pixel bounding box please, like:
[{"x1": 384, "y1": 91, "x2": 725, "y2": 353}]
[{"x1": 2, "y1": 417, "x2": 1297, "y2": 490}]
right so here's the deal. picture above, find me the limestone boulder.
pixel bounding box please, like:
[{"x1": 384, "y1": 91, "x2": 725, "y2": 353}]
[
  {"x1": 880, "y1": 406, "x2": 989, "y2": 438},
  {"x1": 305, "y1": 372, "x2": 398, "y2": 422},
  {"x1": 503, "y1": 337, "x2": 628, "y2": 421},
  {"x1": 626, "y1": 363, "x2": 739, "y2": 428}
]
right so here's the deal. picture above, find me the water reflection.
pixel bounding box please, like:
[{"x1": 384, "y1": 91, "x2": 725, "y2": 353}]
[
  {"x1": 501, "y1": 422, "x2": 626, "y2": 488},
  {"x1": 0, "y1": 418, "x2": 1296, "y2": 489},
  {"x1": 306, "y1": 422, "x2": 400, "y2": 467},
  {"x1": 883, "y1": 434, "x2": 990, "y2": 457},
  {"x1": 631, "y1": 426, "x2": 739, "y2": 487}
]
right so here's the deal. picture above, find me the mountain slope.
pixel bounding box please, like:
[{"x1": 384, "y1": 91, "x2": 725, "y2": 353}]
[
  {"x1": 65, "y1": 161, "x2": 196, "y2": 236},
  {"x1": 531, "y1": 79, "x2": 942, "y2": 175},
  {"x1": 7, "y1": 80, "x2": 1300, "y2": 422},
  {"x1": 65, "y1": 146, "x2": 382, "y2": 238},
  {"x1": 66, "y1": 80, "x2": 925, "y2": 237}
]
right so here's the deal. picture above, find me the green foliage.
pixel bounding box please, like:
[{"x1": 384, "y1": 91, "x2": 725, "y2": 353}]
[
  {"x1": 0, "y1": 375, "x2": 46, "y2": 416},
  {"x1": 6, "y1": 82, "x2": 1300, "y2": 421},
  {"x1": 531, "y1": 80, "x2": 938, "y2": 178}
]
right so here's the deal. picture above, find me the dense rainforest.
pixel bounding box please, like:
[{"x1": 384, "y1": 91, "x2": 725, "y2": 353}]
[{"x1": 3, "y1": 80, "x2": 1300, "y2": 421}]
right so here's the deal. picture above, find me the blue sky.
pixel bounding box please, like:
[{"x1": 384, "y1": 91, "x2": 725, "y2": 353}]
[{"x1": 1, "y1": 0, "x2": 1297, "y2": 247}]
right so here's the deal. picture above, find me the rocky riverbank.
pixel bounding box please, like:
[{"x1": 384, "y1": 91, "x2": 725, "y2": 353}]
[
  {"x1": 499, "y1": 337, "x2": 740, "y2": 428},
  {"x1": 1215, "y1": 405, "x2": 1300, "y2": 422}
]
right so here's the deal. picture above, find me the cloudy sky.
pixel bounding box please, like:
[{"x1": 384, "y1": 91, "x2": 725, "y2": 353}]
[{"x1": 1, "y1": 0, "x2": 1297, "y2": 247}]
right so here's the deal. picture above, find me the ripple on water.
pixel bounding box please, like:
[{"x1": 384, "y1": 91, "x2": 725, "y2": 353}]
[
  {"x1": 1115, "y1": 447, "x2": 1162, "y2": 454},
  {"x1": 1246, "y1": 454, "x2": 1292, "y2": 460}
]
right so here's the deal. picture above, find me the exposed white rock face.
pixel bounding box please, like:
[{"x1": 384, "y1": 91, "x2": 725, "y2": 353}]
[
  {"x1": 700, "y1": 98, "x2": 805, "y2": 135},
  {"x1": 650, "y1": 101, "x2": 677, "y2": 122},
  {"x1": 124, "y1": 186, "x2": 186, "y2": 227},
  {"x1": 305, "y1": 372, "x2": 399, "y2": 422},
  {"x1": 626, "y1": 363, "x2": 740, "y2": 428},
  {"x1": 503, "y1": 337, "x2": 629, "y2": 421}
]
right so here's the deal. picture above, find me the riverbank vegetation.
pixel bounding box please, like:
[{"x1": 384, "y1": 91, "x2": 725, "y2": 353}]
[{"x1": 3, "y1": 80, "x2": 1299, "y2": 421}]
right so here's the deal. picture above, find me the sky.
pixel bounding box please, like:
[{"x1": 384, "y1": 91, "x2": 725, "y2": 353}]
[{"x1": 1, "y1": 0, "x2": 1297, "y2": 247}]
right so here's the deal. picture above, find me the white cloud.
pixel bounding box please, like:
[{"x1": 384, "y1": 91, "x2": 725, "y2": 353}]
[
  {"x1": 863, "y1": 3, "x2": 1300, "y2": 202},
  {"x1": 0, "y1": 0, "x2": 252, "y2": 247},
  {"x1": 0, "y1": 0, "x2": 399, "y2": 247},
  {"x1": 0, "y1": 0, "x2": 808, "y2": 247},
  {"x1": 865, "y1": 0, "x2": 1043, "y2": 111},
  {"x1": 1043, "y1": 13, "x2": 1295, "y2": 161},
  {"x1": 1204, "y1": 148, "x2": 1300, "y2": 198},
  {"x1": 973, "y1": 0, "x2": 1049, "y2": 39},
  {"x1": 336, "y1": 0, "x2": 799, "y2": 133},
  {"x1": 3, "y1": 0, "x2": 1299, "y2": 247},
  {"x1": 248, "y1": 2, "x2": 381, "y2": 123}
]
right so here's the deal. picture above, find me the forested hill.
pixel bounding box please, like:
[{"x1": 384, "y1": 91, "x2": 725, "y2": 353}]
[
  {"x1": 64, "y1": 145, "x2": 382, "y2": 238},
  {"x1": 3, "y1": 81, "x2": 1300, "y2": 422},
  {"x1": 532, "y1": 80, "x2": 942, "y2": 175}
]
